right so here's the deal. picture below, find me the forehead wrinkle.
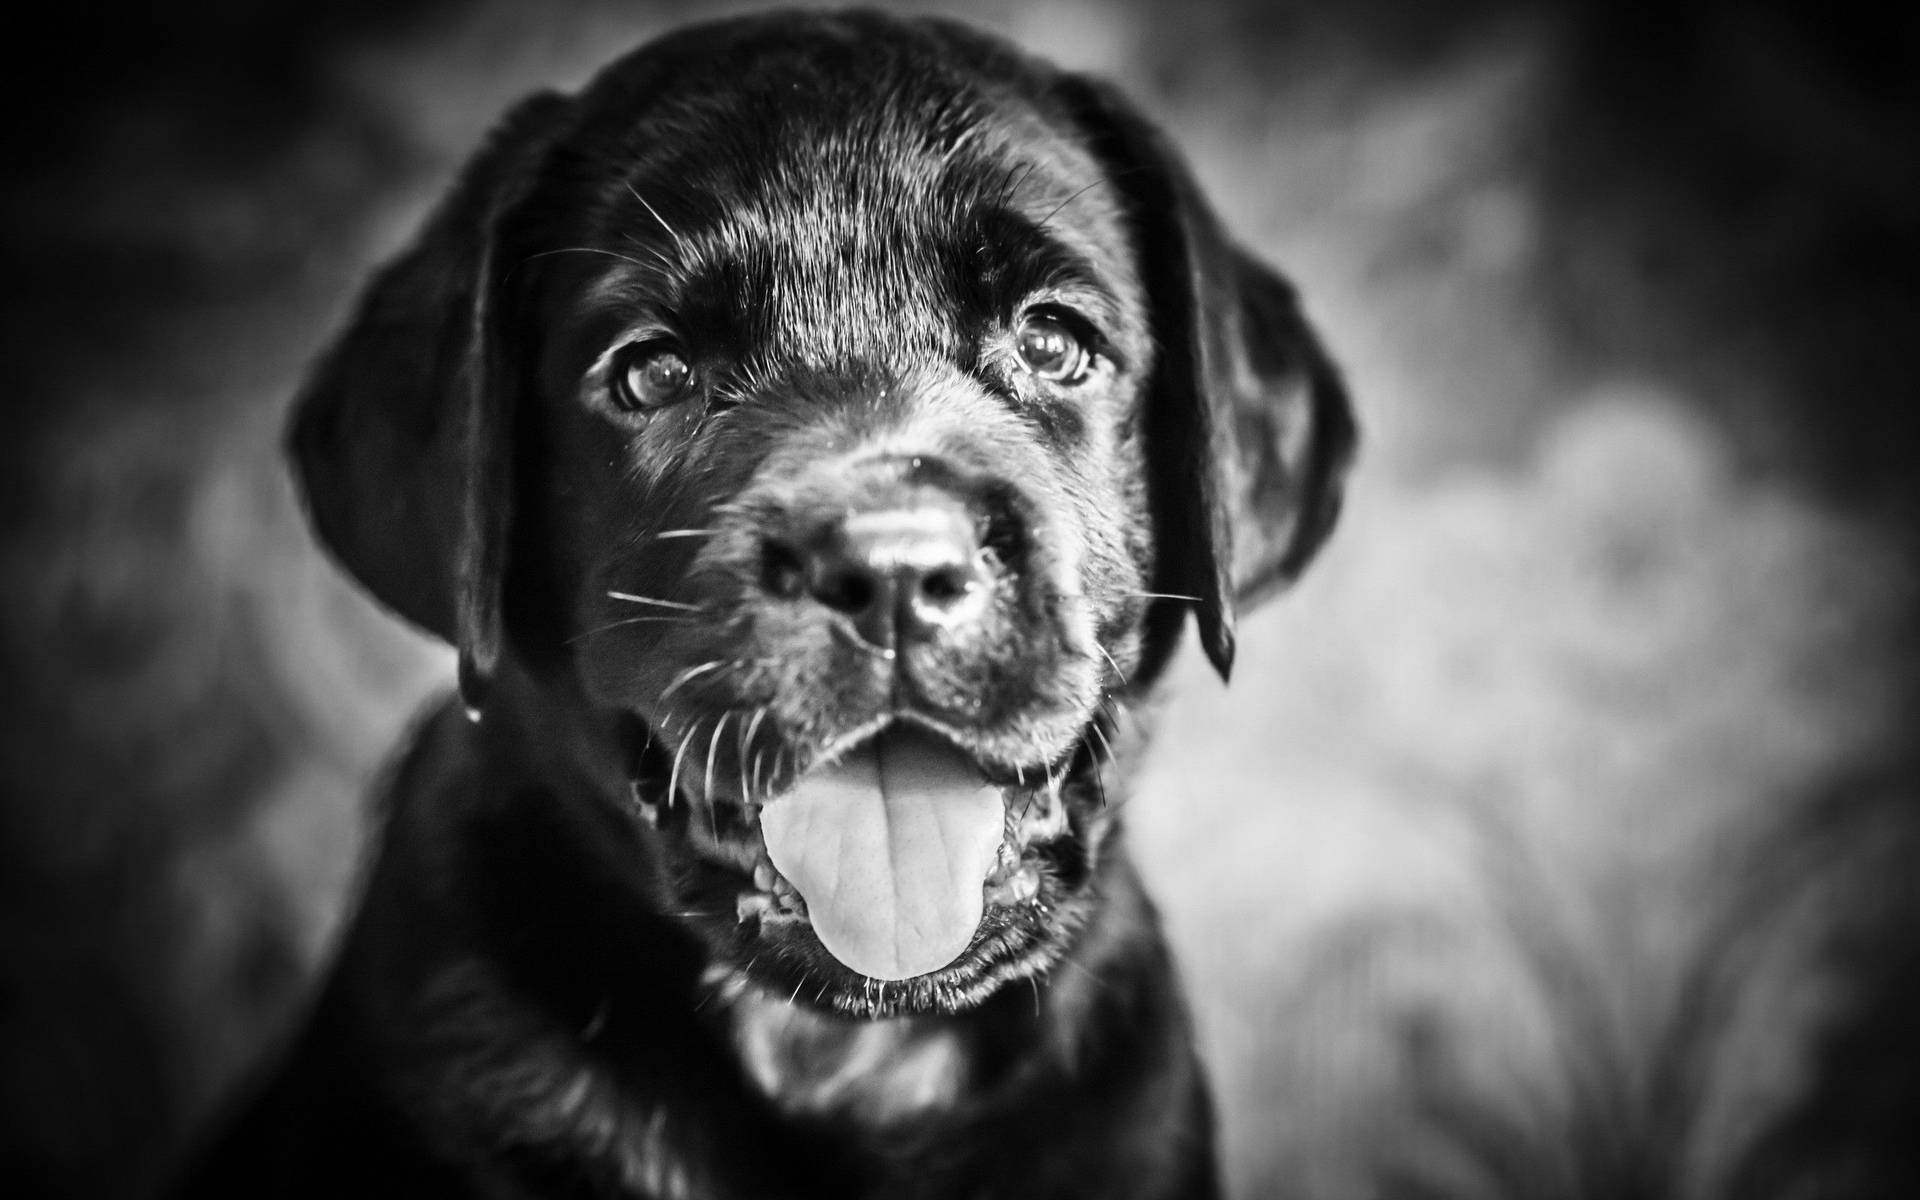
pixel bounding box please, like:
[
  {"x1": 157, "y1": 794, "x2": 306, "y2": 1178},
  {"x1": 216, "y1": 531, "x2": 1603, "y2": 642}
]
[
  {"x1": 602, "y1": 111, "x2": 998, "y2": 366},
  {"x1": 575, "y1": 73, "x2": 1142, "y2": 370},
  {"x1": 620, "y1": 71, "x2": 993, "y2": 238}
]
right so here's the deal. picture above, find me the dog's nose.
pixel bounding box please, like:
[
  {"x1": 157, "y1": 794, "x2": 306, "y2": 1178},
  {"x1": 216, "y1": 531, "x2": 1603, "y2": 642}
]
[{"x1": 765, "y1": 496, "x2": 989, "y2": 649}]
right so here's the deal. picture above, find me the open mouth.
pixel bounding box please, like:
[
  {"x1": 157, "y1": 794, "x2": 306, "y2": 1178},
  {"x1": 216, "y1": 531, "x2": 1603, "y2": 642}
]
[{"x1": 630, "y1": 717, "x2": 1090, "y2": 997}]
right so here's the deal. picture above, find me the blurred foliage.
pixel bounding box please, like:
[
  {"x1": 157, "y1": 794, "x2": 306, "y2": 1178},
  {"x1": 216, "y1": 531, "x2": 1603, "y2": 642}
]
[{"x1": 3, "y1": 2, "x2": 1917, "y2": 1197}]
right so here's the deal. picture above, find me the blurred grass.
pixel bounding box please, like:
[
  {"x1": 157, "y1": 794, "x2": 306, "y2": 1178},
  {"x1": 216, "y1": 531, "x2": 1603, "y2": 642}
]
[{"x1": 4, "y1": 1, "x2": 1918, "y2": 1197}]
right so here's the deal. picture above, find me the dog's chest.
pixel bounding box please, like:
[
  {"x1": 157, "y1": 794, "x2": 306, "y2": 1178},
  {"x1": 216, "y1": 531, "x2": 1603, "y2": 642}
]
[{"x1": 725, "y1": 989, "x2": 969, "y2": 1125}]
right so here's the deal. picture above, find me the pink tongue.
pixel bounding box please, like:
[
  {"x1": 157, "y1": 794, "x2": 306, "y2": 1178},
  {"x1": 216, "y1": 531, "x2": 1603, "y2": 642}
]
[{"x1": 760, "y1": 728, "x2": 1005, "y2": 981}]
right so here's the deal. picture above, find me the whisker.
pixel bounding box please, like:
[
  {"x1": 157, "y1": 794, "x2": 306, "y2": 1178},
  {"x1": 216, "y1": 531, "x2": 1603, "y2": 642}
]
[
  {"x1": 652, "y1": 528, "x2": 721, "y2": 540},
  {"x1": 735, "y1": 708, "x2": 757, "y2": 802},
  {"x1": 511, "y1": 246, "x2": 648, "y2": 276},
  {"x1": 667, "y1": 732, "x2": 693, "y2": 810},
  {"x1": 608, "y1": 591, "x2": 705, "y2": 612},
  {"x1": 1000, "y1": 160, "x2": 1039, "y2": 207},
  {"x1": 616, "y1": 232, "x2": 679, "y2": 272},
  {"x1": 1046, "y1": 590, "x2": 1202, "y2": 605},
  {"x1": 1093, "y1": 643, "x2": 1123, "y2": 679},
  {"x1": 1058, "y1": 957, "x2": 1114, "y2": 993},
  {"x1": 567, "y1": 614, "x2": 692, "y2": 644},
  {"x1": 704, "y1": 712, "x2": 731, "y2": 811},
  {"x1": 1035, "y1": 176, "x2": 1110, "y2": 230},
  {"x1": 625, "y1": 183, "x2": 689, "y2": 253},
  {"x1": 659, "y1": 660, "x2": 726, "y2": 704},
  {"x1": 739, "y1": 708, "x2": 768, "y2": 801}
]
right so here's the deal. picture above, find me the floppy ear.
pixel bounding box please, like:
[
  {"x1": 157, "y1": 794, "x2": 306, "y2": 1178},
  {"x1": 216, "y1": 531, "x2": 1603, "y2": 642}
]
[
  {"x1": 1062, "y1": 80, "x2": 1358, "y2": 682},
  {"x1": 288, "y1": 92, "x2": 573, "y2": 716}
]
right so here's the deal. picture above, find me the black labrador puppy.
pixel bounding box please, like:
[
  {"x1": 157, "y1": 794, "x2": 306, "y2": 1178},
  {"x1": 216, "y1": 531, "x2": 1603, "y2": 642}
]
[{"x1": 181, "y1": 11, "x2": 1354, "y2": 1198}]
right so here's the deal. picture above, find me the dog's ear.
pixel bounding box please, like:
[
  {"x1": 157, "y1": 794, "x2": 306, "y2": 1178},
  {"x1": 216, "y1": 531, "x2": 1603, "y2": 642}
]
[
  {"x1": 1062, "y1": 80, "x2": 1357, "y2": 682},
  {"x1": 288, "y1": 92, "x2": 573, "y2": 716}
]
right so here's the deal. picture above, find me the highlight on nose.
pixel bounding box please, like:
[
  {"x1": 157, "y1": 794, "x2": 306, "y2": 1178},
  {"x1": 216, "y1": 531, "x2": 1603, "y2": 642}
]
[{"x1": 761, "y1": 498, "x2": 991, "y2": 647}]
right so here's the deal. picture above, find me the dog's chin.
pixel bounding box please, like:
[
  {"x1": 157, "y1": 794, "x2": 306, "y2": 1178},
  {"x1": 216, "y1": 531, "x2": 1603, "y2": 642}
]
[{"x1": 627, "y1": 714, "x2": 1112, "y2": 1019}]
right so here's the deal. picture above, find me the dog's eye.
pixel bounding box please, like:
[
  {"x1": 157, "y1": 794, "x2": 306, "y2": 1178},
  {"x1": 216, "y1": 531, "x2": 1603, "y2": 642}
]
[
  {"x1": 611, "y1": 341, "x2": 693, "y2": 412},
  {"x1": 1014, "y1": 312, "x2": 1091, "y2": 384}
]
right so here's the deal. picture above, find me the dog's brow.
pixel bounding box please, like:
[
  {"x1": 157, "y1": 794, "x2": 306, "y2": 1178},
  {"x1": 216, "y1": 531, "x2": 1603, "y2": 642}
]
[
  {"x1": 976, "y1": 207, "x2": 1128, "y2": 333},
  {"x1": 624, "y1": 182, "x2": 692, "y2": 256},
  {"x1": 1033, "y1": 177, "x2": 1112, "y2": 231}
]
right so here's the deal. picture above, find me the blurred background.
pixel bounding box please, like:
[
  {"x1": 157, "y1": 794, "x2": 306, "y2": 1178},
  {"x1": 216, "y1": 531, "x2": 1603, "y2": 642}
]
[{"x1": 4, "y1": 0, "x2": 1917, "y2": 1196}]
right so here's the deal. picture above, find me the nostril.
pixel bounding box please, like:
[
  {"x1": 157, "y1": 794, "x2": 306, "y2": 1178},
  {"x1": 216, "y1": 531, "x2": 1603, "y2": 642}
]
[
  {"x1": 761, "y1": 539, "x2": 807, "y2": 600},
  {"x1": 762, "y1": 535, "x2": 887, "y2": 616},
  {"x1": 918, "y1": 565, "x2": 972, "y2": 606},
  {"x1": 763, "y1": 490, "x2": 993, "y2": 642},
  {"x1": 817, "y1": 568, "x2": 877, "y2": 615}
]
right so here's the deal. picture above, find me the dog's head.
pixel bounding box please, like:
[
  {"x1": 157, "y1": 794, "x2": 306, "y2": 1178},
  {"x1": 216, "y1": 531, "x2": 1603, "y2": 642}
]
[{"x1": 291, "y1": 13, "x2": 1354, "y2": 1017}]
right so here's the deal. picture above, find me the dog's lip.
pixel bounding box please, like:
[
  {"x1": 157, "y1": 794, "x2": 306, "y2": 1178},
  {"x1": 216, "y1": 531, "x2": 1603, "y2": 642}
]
[
  {"x1": 623, "y1": 701, "x2": 1081, "y2": 826},
  {"x1": 765, "y1": 711, "x2": 1053, "y2": 799},
  {"x1": 674, "y1": 711, "x2": 1073, "y2": 862}
]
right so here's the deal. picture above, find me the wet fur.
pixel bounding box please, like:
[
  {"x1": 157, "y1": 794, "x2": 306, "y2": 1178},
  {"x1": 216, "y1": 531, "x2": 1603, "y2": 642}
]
[{"x1": 179, "y1": 11, "x2": 1354, "y2": 1199}]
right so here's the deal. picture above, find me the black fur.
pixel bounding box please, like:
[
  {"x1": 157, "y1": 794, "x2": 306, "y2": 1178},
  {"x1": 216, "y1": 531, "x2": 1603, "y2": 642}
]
[{"x1": 179, "y1": 12, "x2": 1355, "y2": 1198}]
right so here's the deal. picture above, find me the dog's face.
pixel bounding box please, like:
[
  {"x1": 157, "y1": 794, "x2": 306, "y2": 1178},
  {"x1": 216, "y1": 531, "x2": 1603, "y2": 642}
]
[
  {"x1": 291, "y1": 14, "x2": 1354, "y2": 1017},
  {"x1": 526, "y1": 35, "x2": 1162, "y2": 1010}
]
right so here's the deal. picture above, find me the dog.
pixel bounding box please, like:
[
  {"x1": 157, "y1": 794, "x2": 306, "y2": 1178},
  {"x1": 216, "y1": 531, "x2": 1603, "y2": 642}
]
[{"x1": 178, "y1": 11, "x2": 1355, "y2": 1198}]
